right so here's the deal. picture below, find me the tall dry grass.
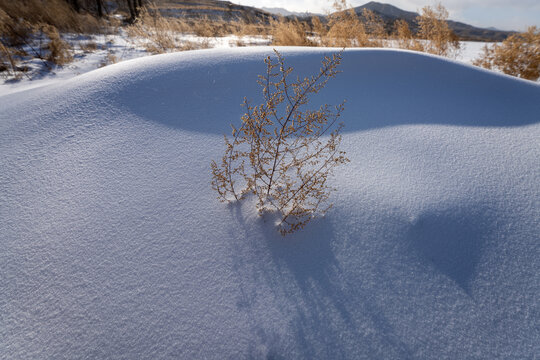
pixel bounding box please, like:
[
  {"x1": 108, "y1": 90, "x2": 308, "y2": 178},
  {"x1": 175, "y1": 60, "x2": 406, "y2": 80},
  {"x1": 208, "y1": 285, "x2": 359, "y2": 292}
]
[
  {"x1": 0, "y1": 0, "x2": 107, "y2": 76},
  {"x1": 320, "y1": 1, "x2": 387, "y2": 47},
  {"x1": 0, "y1": 0, "x2": 101, "y2": 34},
  {"x1": 323, "y1": 0, "x2": 369, "y2": 47},
  {"x1": 416, "y1": 3, "x2": 460, "y2": 57},
  {"x1": 393, "y1": 19, "x2": 423, "y2": 51},
  {"x1": 126, "y1": 7, "x2": 212, "y2": 54},
  {"x1": 473, "y1": 26, "x2": 540, "y2": 81},
  {"x1": 360, "y1": 8, "x2": 386, "y2": 47},
  {"x1": 271, "y1": 17, "x2": 313, "y2": 46}
]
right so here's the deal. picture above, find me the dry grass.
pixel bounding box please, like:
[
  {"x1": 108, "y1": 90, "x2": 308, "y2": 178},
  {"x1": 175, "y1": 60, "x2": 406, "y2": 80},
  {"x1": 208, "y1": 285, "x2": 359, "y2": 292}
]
[
  {"x1": 321, "y1": 0, "x2": 385, "y2": 47},
  {"x1": 42, "y1": 25, "x2": 72, "y2": 65},
  {"x1": 99, "y1": 50, "x2": 118, "y2": 68},
  {"x1": 393, "y1": 19, "x2": 424, "y2": 51},
  {"x1": 323, "y1": 1, "x2": 369, "y2": 47},
  {"x1": 473, "y1": 26, "x2": 540, "y2": 81},
  {"x1": 80, "y1": 40, "x2": 99, "y2": 53},
  {"x1": 0, "y1": 0, "x2": 101, "y2": 34},
  {"x1": 271, "y1": 17, "x2": 314, "y2": 46},
  {"x1": 127, "y1": 7, "x2": 212, "y2": 54},
  {"x1": 311, "y1": 16, "x2": 327, "y2": 38},
  {"x1": 233, "y1": 21, "x2": 267, "y2": 37},
  {"x1": 416, "y1": 3, "x2": 460, "y2": 57},
  {"x1": 0, "y1": 8, "x2": 18, "y2": 76},
  {"x1": 360, "y1": 8, "x2": 386, "y2": 47},
  {"x1": 0, "y1": 0, "x2": 106, "y2": 75}
]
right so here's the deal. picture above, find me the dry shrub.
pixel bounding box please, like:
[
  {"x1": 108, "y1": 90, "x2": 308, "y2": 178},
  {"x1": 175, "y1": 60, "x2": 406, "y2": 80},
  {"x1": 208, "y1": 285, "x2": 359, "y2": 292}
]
[
  {"x1": 271, "y1": 18, "x2": 313, "y2": 46},
  {"x1": 127, "y1": 9, "x2": 177, "y2": 53},
  {"x1": 0, "y1": 8, "x2": 19, "y2": 75},
  {"x1": 99, "y1": 50, "x2": 118, "y2": 67},
  {"x1": 211, "y1": 50, "x2": 349, "y2": 235},
  {"x1": 190, "y1": 17, "x2": 232, "y2": 37},
  {"x1": 394, "y1": 19, "x2": 423, "y2": 51},
  {"x1": 0, "y1": 0, "x2": 103, "y2": 76},
  {"x1": 234, "y1": 21, "x2": 268, "y2": 37},
  {"x1": 323, "y1": 0, "x2": 371, "y2": 47},
  {"x1": 43, "y1": 25, "x2": 73, "y2": 65},
  {"x1": 80, "y1": 40, "x2": 98, "y2": 52},
  {"x1": 127, "y1": 7, "x2": 211, "y2": 54},
  {"x1": 0, "y1": 0, "x2": 101, "y2": 34},
  {"x1": 360, "y1": 8, "x2": 386, "y2": 47},
  {"x1": 416, "y1": 3, "x2": 460, "y2": 57},
  {"x1": 0, "y1": 41, "x2": 18, "y2": 76},
  {"x1": 473, "y1": 26, "x2": 540, "y2": 81},
  {"x1": 311, "y1": 16, "x2": 327, "y2": 38}
]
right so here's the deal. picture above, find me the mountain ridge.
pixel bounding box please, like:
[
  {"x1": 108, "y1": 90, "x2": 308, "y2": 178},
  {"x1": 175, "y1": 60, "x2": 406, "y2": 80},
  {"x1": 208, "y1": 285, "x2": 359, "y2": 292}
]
[
  {"x1": 352, "y1": 1, "x2": 513, "y2": 41},
  {"x1": 152, "y1": 0, "x2": 513, "y2": 41}
]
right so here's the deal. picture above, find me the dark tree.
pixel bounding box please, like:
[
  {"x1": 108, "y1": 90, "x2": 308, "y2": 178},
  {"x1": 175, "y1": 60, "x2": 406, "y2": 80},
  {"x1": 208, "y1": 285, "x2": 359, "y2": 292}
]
[
  {"x1": 69, "y1": 0, "x2": 80, "y2": 12},
  {"x1": 96, "y1": 0, "x2": 103, "y2": 18}
]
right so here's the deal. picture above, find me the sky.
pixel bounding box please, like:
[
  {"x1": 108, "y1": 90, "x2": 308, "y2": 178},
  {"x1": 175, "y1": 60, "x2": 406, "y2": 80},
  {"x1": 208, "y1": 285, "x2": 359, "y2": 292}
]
[{"x1": 234, "y1": 0, "x2": 540, "y2": 31}]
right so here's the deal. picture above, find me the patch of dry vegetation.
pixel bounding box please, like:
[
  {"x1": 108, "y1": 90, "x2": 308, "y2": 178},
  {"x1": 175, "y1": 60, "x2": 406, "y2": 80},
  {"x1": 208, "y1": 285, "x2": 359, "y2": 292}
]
[
  {"x1": 212, "y1": 50, "x2": 349, "y2": 235},
  {"x1": 316, "y1": 1, "x2": 388, "y2": 48},
  {"x1": 126, "y1": 5, "x2": 273, "y2": 52},
  {"x1": 126, "y1": 7, "x2": 216, "y2": 54},
  {"x1": 415, "y1": 3, "x2": 460, "y2": 58},
  {"x1": 323, "y1": 0, "x2": 370, "y2": 47},
  {"x1": 393, "y1": 19, "x2": 423, "y2": 52},
  {"x1": 271, "y1": 17, "x2": 314, "y2": 46},
  {"x1": 0, "y1": 0, "x2": 106, "y2": 77},
  {"x1": 473, "y1": 26, "x2": 540, "y2": 81}
]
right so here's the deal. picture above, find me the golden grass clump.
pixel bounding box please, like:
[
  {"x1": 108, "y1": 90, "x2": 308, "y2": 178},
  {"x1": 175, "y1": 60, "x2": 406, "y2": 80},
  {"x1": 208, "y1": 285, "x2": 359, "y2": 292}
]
[
  {"x1": 473, "y1": 26, "x2": 540, "y2": 81},
  {"x1": 127, "y1": 7, "x2": 211, "y2": 54},
  {"x1": 0, "y1": 0, "x2": 101, "y2": 34},
  {"x1": 189, "y1": 17, "x2": 236, "y2": 37},
  {"x1": 271, "y1": 17, "x2": 314, "y2": 46},
  {"x1": 0, "y1": 8, "x2": 20, "y2": 75},
  {"x1": 43, "y1": 25, "x2": 73, "y2": 65},
  {"x1": 233, "y1": 21, "x2": 268, "y2": 37},
  {"x1": 79, "y1": 40, "x2": 98, "y2": 53},
  {"x1": 360, "y1": 8, "x2": 386, "y2": 47},
  {"x1": 311, "y1": 16, "x2": 327, "y2": 38},
  {"x1": 322, "y1": 0, "x2": 372, "y2": 47},
  {"x1": 393, "y1": 19, "x2": 423, "y2": 51},
  {"x1": 0, "y1": 0, "x2": 107, "y2": 75},
  {"x1": 416, "y1": 3, "x2": 460, "y2": 57}
]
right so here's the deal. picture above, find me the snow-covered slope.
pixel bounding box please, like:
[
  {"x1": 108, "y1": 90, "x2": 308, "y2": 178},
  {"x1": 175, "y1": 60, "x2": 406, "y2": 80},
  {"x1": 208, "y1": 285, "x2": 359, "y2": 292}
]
[{"x1": 1, "y1": 48, "x2": 539, "y2": 359}]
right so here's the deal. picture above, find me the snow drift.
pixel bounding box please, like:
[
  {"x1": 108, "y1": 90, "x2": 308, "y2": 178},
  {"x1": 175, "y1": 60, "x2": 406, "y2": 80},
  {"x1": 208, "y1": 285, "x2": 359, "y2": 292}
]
[{"x1": 1, "y1": 47, "x2": 539, "y2": 359}]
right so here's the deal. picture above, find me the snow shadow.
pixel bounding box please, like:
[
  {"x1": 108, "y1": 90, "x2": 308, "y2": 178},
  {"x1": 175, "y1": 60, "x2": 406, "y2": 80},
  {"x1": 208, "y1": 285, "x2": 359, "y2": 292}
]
[
  {"x1": 406, "y1": 205, "x2": 491, "y2": 293},
  {"x1": 115, "y1": 49, "x2": 540, "y2": 134},
  {"x1": 228, "y1": 204, "x2": 415, "y2": 358}
]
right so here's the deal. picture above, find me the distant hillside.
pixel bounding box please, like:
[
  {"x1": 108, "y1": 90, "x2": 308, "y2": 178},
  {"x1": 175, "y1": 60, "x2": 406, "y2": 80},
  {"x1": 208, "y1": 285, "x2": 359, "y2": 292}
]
[
  {"x1": 146, "y1": 0, "x2": 512, "y2": 41},
  {"x1": 354, "y1": 1, "x2": 513, "y2": 41},
  {"x1": 262, "y1": 7, "x2": 322, "y2": 18},
  {"x1": 151, "y1": 0, "x2": 276, "y2": 23}
]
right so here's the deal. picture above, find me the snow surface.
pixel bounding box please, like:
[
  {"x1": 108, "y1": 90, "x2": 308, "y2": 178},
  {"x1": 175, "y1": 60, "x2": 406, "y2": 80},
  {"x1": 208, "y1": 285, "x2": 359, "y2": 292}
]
[
  {"x1": 0, "y1": 37, "x2": 490, "y2": 97},
  {"x1": 1, "y1": 47, "x2": 539, "y2": 359}
]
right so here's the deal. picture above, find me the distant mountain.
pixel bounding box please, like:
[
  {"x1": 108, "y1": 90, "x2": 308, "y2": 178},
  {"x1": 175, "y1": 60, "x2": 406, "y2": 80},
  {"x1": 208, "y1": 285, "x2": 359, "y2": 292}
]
[
  {"x1": 262, "y1": 7, "x2": 321, "y2": 18},
  {"x1": 356, "y1": 2, "x2": 418, "y2": 22},
  {"x1": 353, "y1": 1, "x2": 513, "y2": 41}
]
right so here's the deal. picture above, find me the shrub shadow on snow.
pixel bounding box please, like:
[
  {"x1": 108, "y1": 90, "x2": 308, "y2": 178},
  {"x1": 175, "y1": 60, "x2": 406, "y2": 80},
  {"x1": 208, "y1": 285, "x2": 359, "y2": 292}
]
[
  {"x1": 228, "y1": 204, "x2": 353, "y2": 355},
  {"x1": 114, "y1": 50, "x2": 540, "y2": 135},
  {"x1": 406, "y1": 205, "x2": 491, "y2": 294},
  {"x1": 228, "y1": 202, "x2": 416, "y2": 358}
]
